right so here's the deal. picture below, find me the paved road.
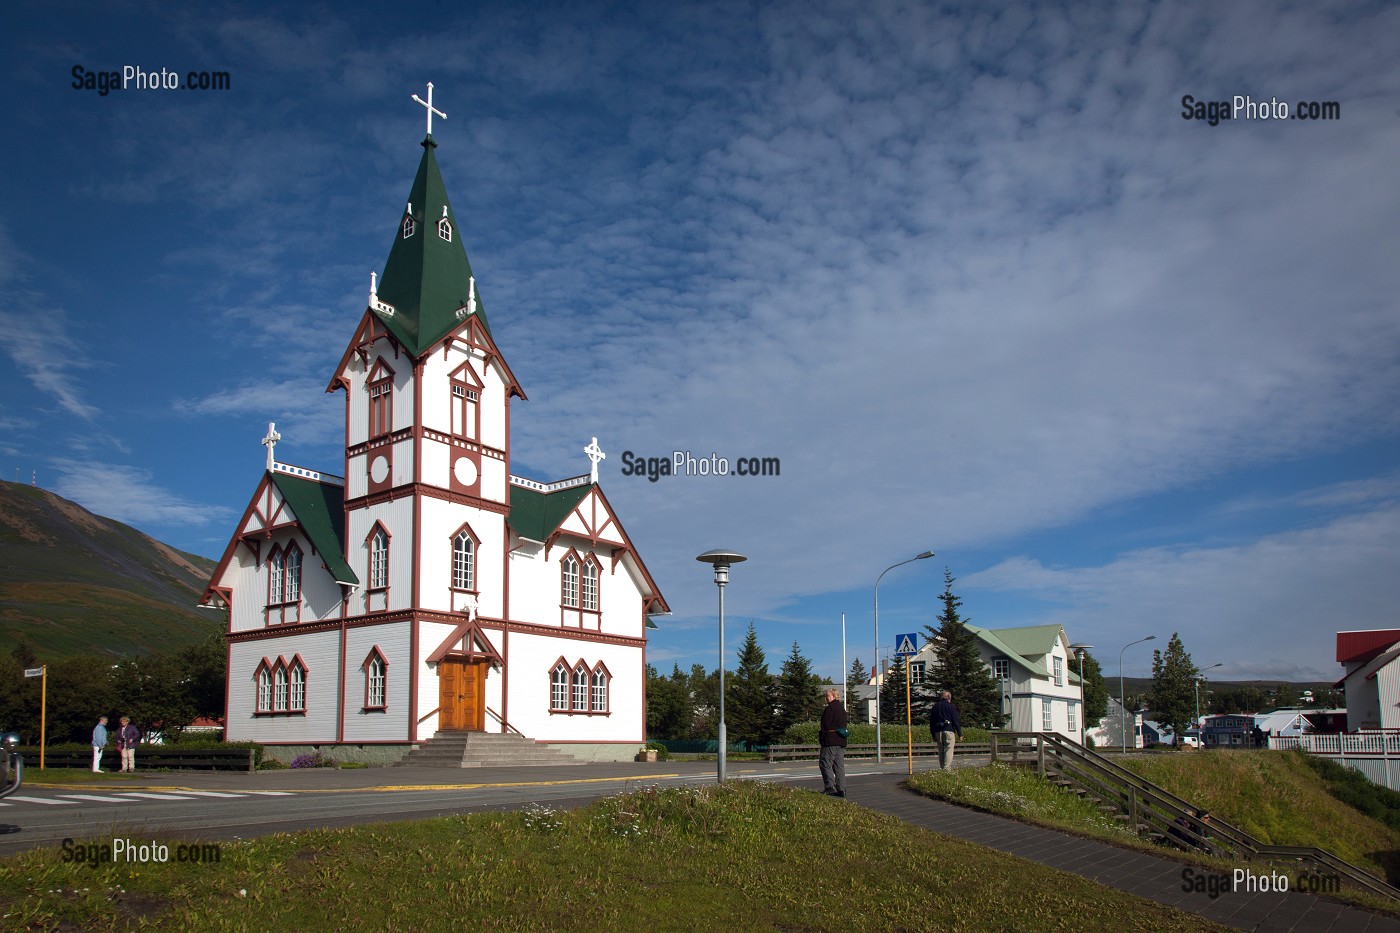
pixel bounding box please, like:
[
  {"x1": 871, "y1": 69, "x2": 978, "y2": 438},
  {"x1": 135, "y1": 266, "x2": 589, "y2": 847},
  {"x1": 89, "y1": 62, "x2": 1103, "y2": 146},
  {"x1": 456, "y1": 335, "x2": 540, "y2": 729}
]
[
  {"x1": 4, "y1": 758, "x2": 1397, "y2": 931},
  {"x1": 0, "y1": 758, "x2": 867, "y2": 856}
]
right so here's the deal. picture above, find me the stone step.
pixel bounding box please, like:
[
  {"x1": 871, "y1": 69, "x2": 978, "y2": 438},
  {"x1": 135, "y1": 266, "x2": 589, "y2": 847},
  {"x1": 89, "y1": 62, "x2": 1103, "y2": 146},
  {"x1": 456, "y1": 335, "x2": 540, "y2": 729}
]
[{"x1": 396, "y1": 731, "x2": 583, "y2": 768}]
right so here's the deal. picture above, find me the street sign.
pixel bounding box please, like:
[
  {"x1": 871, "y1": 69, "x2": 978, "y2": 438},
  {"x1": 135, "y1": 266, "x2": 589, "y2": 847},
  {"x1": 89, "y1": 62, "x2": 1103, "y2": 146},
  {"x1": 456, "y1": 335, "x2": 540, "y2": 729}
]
[
  {"x1": 894, "y1": 633, "x2": 919, "y2": 657},
  {"x1": 24, "y1": 668, "x2": 44, "y2": 678}
]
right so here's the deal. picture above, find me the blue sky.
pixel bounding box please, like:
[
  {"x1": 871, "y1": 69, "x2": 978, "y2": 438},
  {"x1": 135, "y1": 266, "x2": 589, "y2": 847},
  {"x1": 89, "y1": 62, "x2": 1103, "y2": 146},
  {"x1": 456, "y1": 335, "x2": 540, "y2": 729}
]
[{"x1": 3, "y1": 1, "x2": 1397, "y2": 685}]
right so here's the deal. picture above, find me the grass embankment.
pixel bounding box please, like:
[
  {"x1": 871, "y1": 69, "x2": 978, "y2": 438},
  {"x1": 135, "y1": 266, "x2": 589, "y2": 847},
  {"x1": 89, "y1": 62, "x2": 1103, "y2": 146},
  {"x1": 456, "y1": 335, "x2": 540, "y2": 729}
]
[
  {"x1": 0, "y1": 782, "x2": 1221, "y2": 931},
  {"x1": 1122, "y1": 750, "x2": 1400, "y2": 883},
  {"x1": 909, "y1": 761, "x2": 1141, "y2": 845}
]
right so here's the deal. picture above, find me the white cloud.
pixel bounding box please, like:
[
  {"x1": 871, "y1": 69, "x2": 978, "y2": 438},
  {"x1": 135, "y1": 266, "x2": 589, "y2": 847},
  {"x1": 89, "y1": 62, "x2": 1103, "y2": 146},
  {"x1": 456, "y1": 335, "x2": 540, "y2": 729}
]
[
  {"x1": 964, "y1": 502, "x2": 1400, "y2": 681},
  {"x1": 50, "y1": 462, "x2": 232, "y2": 529}
]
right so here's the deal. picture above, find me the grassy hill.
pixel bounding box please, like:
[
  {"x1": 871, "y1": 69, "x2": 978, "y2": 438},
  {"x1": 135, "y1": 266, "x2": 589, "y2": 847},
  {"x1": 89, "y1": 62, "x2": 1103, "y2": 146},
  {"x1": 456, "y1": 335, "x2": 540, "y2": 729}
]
[
  {"x1": 1124, "y1": 749, "x2": 1400, "y2": 882},
  {"x1": 0, "y1": 479, "x2": 221, "y2": 659}
]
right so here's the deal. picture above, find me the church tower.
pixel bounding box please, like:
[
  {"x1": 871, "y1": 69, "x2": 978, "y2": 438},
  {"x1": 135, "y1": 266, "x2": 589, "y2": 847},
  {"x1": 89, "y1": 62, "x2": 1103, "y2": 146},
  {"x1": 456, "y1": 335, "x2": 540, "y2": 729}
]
[{"x1": 206, "y1": 86, "x2": 667, "y2": 762}]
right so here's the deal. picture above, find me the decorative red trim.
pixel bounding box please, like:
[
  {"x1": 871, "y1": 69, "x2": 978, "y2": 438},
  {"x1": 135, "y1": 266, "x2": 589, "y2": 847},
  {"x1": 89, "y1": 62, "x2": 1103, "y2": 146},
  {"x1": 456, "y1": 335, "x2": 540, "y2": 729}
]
[
  {"x1": 223, "y1": 612, "x2": 649, "y2": 647},
  {"x1": 344, "y1": 483, "x2": 511, "y2": 516}
]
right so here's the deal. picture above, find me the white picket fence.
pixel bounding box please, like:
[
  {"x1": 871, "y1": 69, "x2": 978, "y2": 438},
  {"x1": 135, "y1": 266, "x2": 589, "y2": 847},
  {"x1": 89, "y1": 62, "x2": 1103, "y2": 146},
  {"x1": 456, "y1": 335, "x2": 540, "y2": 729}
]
[{"x1": 1270, "y1": 731, "x2": 1400, "y2": 789}]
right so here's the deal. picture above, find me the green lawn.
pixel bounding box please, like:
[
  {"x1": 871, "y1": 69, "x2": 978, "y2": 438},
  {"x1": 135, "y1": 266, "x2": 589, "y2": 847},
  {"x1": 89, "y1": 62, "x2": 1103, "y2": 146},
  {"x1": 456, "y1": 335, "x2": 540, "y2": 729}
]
[{"x1": 0, "y1": 781, "x2": 1222, "y2": 931}]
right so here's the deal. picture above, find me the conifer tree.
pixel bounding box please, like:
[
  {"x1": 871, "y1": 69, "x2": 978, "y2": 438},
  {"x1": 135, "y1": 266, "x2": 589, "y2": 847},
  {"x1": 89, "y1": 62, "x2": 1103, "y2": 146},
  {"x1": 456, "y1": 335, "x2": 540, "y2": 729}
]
[
  {"x1": 727, "y1": 623, "x2": 777, "y2": 747},
  {"x1": 847, "y1": 657, "x2": 869, "y2": 717},
  {"x1": 775, "y1": 642, "x2": 824, "y2": 733},
  {"x1": 879, "y1": 656, "x2": 909, "y2": 724},
  {"x1": 1147, "y1": 632, "x2": 1199, "y2": 745},
  {"x1": 925, "y1": 569, "x2": 1004, "y2": 729}
]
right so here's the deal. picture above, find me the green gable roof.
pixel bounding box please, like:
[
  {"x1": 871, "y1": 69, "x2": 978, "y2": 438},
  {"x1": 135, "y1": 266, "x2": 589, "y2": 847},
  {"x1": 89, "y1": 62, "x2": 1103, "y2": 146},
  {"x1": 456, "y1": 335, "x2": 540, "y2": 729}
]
[
  {"x1": 507, "y1": 482, "x2": 593, "y2": 542},
  {"x1": 375, "y1": 137, "x2": 492, "y2": 357},
  {"x1": 966, "y1": 622, "x2": 1073, "y2": 680},
  {"x1": 269, "y1": 471, "x2": 358, "y2": 586}
]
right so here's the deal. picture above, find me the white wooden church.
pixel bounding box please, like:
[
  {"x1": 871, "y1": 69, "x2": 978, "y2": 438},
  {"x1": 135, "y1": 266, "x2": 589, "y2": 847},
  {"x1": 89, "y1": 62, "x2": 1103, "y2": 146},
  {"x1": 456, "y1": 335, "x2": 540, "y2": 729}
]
[{"x1": 201, "y1": 89, "x2": 669, "y2": 762}]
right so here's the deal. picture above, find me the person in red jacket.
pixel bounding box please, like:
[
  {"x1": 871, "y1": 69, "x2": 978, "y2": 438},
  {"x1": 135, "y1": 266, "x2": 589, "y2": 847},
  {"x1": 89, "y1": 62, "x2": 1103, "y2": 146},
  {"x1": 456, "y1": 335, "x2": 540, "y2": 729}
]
[{"x1": 818, "y1": 688, "x2": 848, "y2": 797}]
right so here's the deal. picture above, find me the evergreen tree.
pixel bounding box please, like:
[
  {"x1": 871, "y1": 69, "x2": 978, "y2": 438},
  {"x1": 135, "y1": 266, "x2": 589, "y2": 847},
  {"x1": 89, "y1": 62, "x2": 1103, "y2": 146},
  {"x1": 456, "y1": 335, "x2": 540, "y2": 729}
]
[
  {"x1": 879, "y1": 656, "x2": 909, "y2": 724},
  {"x1": 645, "y1": 663, "x2": 693, "y2": 739},
  {"x1": 847, "y1": 657, "x2": 869, "y2": 717},
  {"x1": 1068, "y1": 650, "x2": 1109, "y2": 726},
  {"x1": 726, "y1": 623, "x2": 776, "y2": 747},
  {"x1": 1147, "y1": 632, "x2": 1199, "y2": 746},
  {"x1": 774, "y1": 642, "x2": 824, "y2": 733},
  {"x1": 926, "y1": 569, "x2": 1004, "y2": 729},
  {"x1": 686, "y1": 663, "x2": 720, "y2": 739}
]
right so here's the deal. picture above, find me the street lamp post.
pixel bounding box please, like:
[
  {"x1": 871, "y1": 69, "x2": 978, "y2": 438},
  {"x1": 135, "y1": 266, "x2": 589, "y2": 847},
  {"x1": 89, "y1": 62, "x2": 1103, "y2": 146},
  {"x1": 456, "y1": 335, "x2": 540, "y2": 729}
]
[
  {"x1": 1194, "y1": 663, "x2": 1224, "y2": 741},
  {"x1": 1068, "y1": 643, "x2": 1094, "y2": 749},
  {"x1": 874, "y1": 551, "x2": 934, "y2": 763},
  {"x1": 697, "y1": 549, "x2": 747, "y2": 784},
  {"x1": 1119, "y1": 635, "x2": 1156, "y2": 753}
]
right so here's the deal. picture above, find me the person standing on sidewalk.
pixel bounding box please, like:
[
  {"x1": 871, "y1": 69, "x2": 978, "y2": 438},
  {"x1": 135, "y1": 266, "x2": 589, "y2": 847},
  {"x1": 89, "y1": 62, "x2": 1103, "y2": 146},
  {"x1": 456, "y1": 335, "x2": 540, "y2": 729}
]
[
  {"x1": 91, "y1": 716, "x2": 109, "y2": 773},
  {"x1": 116, "y1": 717, "x2": 140, "y2": 772},
  {"x1": 929, "y1": 690, "x2": 962, "y2": 770},
  {"x1": 818, "y1": 688, "x2": 848, "y2": 797}
]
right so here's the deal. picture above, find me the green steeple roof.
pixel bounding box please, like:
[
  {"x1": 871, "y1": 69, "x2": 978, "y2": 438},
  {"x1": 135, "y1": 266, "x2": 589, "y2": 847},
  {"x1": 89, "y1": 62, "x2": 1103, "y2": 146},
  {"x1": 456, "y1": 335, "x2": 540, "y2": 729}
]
[{"x1": 374, "y1": 137, "x2": 491, "y2": 357}]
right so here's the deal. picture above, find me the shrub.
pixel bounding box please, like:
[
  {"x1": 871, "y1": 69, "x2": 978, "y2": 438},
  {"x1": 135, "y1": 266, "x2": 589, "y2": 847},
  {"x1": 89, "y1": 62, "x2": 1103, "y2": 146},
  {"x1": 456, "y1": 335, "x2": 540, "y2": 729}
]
[
  {"x1": 644, "y1": 741, "x2": 670, "y2": 761},
  {"x1": 257, "y1": 757, "x2": 288, "y2": 770},
  {"x1": 290, "y1": 751, "x2": 331, "y2": 769}
]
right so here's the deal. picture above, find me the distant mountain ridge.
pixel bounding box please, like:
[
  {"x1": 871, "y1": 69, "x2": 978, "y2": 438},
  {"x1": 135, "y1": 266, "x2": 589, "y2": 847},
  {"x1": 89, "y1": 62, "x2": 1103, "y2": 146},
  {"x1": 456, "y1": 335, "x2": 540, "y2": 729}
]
[{"x1": 0, "y1": 479, "x2": 221, "y2": 659}]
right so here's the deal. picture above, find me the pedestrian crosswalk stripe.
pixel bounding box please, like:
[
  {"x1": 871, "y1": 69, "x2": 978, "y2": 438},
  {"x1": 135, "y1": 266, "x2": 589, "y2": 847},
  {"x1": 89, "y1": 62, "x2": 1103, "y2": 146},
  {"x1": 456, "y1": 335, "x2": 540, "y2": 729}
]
[
  {"x1": 3, "y1": 795, "x2": 75, "y2": 806},
  {"x1": 116, "y1": 792, "x2": 199, "y2": 800},
  {"x1": 57, "y1": 794, "x2": 129, "y2": 803}
]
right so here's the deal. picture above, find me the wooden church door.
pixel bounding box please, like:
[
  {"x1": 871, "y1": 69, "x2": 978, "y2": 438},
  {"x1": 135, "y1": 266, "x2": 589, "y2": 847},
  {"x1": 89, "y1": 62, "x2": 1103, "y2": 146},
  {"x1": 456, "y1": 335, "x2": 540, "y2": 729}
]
[{"x1": 438, "y1": 659, "x2": 486, "y2": 731}]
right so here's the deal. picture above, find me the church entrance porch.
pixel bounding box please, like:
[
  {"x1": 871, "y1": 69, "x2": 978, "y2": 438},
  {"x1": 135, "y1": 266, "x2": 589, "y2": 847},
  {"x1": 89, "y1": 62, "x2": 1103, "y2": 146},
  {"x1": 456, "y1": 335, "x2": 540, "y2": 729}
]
[{"x1": 437, "y1": 659, "x2": 487, "y2": 731}]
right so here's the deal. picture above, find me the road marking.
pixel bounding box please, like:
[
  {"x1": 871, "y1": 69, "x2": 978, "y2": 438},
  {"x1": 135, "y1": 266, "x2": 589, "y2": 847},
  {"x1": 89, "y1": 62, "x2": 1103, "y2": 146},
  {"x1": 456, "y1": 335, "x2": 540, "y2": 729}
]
[
  {"x1": 173, "y1": 790, "x2": 247, "y2": 798},
  {"x1": 57, "y1": 794, "x2": 130, "y2": 803},
  {"x1": 116, "y1": 792, "x2": 199, "y2": 801},
  {"x1": 245, "y1": 791, "x2": 294, "y2": 796},
  {"x1": 3, "y1": 795, "x2": 75, "y2": 805}
]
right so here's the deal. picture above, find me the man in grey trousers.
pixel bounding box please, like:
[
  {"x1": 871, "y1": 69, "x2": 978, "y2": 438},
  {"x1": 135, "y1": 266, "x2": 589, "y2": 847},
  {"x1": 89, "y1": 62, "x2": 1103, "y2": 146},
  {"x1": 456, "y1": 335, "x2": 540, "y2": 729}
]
[{"x1": 818, "y1": 688, "x2": 848, "y2": 797}]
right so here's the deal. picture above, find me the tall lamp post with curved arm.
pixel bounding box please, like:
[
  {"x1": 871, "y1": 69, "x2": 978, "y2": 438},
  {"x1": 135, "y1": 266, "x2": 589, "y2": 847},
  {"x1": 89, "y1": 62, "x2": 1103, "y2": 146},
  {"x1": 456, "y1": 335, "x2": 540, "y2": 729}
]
[
  {"x1": 1068, "y1": 643, "x2": 1094, "y2": 748},
  {"x1": 874, "y1": 551, "x2": 934, "y2": 763},
  {"x1": 1119, "y1": 635, "x2": 1156, "y2": 753},
  {"x1": 696, "y1": 549, "x2": 746, "y2": 784}
]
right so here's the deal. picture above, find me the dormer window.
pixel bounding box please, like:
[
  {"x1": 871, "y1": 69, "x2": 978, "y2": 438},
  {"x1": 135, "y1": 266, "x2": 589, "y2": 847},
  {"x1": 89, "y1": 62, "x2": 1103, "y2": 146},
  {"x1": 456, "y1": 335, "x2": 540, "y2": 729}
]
[
  {"x1": 402, "y1": 216, "x2": 416, "y2": 239},
  {"x1": 438, "y1": 217, "x2": 452, "y2": 242}
]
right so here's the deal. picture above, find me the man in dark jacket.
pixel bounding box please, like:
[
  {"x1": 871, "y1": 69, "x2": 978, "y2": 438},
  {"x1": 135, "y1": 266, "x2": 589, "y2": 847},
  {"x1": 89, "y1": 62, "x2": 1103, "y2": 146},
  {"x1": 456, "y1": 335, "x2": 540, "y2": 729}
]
[
  {"x1": 929, "y1": 690, "x2": 962, "y2": 770},
  {"x1": 818, "y1": 688, "x2": 848, "y2": 797}
]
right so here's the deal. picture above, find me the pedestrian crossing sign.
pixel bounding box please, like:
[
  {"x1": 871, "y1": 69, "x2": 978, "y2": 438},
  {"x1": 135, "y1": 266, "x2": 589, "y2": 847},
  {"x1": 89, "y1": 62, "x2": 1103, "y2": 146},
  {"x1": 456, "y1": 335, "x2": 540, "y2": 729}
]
[{"x1": 894, "y1": 633, "x2": 919, "y2": 657}]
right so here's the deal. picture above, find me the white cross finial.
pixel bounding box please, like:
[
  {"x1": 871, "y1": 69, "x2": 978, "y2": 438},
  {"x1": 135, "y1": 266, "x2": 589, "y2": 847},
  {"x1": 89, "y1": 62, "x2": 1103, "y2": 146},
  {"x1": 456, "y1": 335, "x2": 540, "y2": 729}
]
[
  {"x1": 583, "y1": 437, "x2": 606, "y2": 484},
  {"x1": 411, "y1": 82, "x2": 446, "y2": 136},
  {"x1": 262, "y1": 422, "x2": 281, "y2": 470}
]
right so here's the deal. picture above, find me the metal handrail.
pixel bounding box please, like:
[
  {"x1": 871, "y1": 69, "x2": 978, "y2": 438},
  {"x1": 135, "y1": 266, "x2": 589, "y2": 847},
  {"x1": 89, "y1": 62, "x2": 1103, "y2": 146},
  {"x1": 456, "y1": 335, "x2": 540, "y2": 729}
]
[
  {"x1": 995, "y1": 731, "x2": 1400, "y2": 901},
  {"x1": 485, "y1": 707, "x2": 524, "y2": 736}
]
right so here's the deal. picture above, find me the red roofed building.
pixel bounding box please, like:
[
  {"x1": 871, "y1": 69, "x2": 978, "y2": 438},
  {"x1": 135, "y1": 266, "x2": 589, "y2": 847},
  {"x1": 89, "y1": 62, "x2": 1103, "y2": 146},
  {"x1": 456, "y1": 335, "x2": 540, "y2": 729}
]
[{"x1": 1336, "y1": 629, "x2": 1400, "y2": 731}]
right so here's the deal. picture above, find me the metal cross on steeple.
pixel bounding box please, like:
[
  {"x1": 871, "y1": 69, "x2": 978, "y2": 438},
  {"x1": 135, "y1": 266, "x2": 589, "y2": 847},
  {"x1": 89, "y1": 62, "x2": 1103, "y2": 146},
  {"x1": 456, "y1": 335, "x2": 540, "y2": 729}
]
[
  {"x1": 412, "y1": 82, "x2": 446, "y2": 136},
  {"x1": 261, "y1": 422, "x2": 281, "y2": 470},
  {"x1": 583, "y1": 437, "x2": 606, "y2": 484}
]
